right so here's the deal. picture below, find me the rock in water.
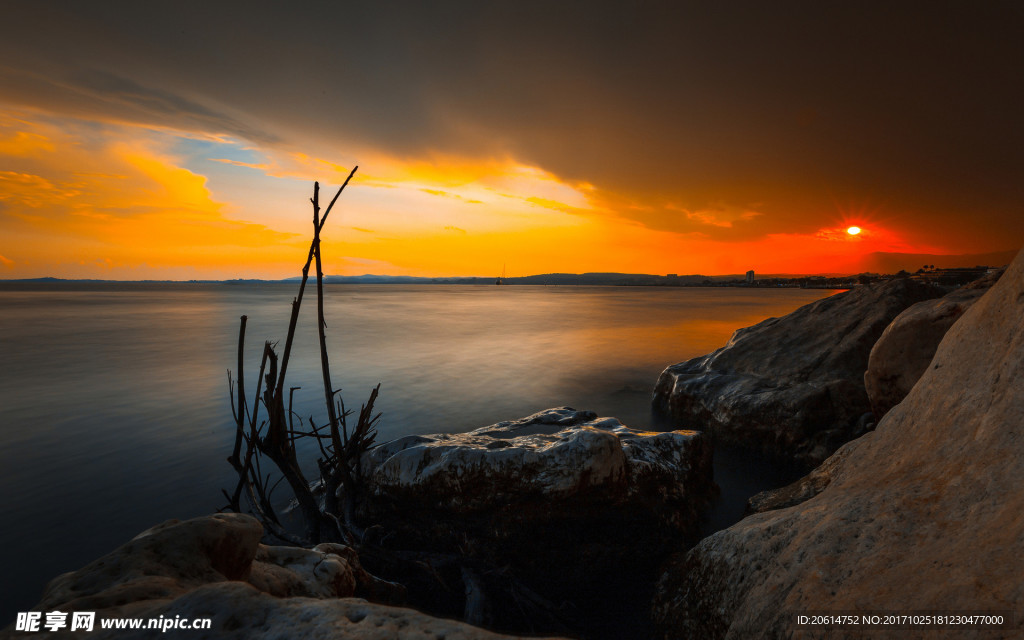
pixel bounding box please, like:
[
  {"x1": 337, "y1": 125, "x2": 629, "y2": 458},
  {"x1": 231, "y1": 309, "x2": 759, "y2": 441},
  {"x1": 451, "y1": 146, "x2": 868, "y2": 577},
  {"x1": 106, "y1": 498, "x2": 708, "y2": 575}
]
[
  {"x1": 358, "y1": 407, "x2": 715, "y2": 636},
  {"x1": 864, "y1": 269, "x2": 1003, "y2": 419},
  {"x1": 653, "y1": 278, "x2": 943, "y2": 468},
  {"x1": 652, "y1": 247, "x2": 1024, "y2": 639},
  {"x1": 363, "y1": 407, "x2": 712, "y2": 517},
  {"x1": 2, "y1": 513, "x2": 534, "y2": 640}
]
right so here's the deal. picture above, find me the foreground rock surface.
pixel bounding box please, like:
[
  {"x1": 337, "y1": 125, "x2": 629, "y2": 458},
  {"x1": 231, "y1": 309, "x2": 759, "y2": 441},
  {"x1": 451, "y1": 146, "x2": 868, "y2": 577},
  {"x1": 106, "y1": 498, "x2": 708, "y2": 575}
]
[
  {"x1": 364, "y1": 407, "x2": 713, "y2": 521},
  {"x1": 652, "y1": 247, "x2": 1024, "y2": 639},
  {"x1": 864, "y1": 269, "x2": 1002, "y2": 418},
  {"x1": 359, "y1": 407, "x2": 715, "y2": 637},
  {"x1": 3, "y1": 514, "x2": 537, "y2": 639},
  {"x1": 653, "y1": 278, "x2": 943, "y2": 468}
]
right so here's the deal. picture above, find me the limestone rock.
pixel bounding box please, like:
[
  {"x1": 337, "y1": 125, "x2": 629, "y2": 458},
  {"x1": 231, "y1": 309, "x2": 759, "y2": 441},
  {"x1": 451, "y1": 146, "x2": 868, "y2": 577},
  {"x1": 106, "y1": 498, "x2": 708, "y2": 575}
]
[
  {"x1": 653, "y1": 278, "x2": 944, "y2": 468},
  {"x1": 359, "y1": 407, "x2": 715, "y2": 636},
  {"x1": 864, "y1": 269, "x2": 1003, "y2": 418},
  {"x1": 36, "y1": 514, "x2": 391, "y2": 611},
  {"x1": 364, "y1": 407, "x2": 712, "y2": 516},
  {"x1": 362, "y1": 408, "x2": 713, "y2": 537},
  {"x1": 3, "y1": 513, "x2": 531, "y2": 639},
  {"x1": 36, "y1": 513, "x2": 264, "y2": 614},
  {"x1": 652, "y1": 248, "x2": 1024, "y2": 639}
]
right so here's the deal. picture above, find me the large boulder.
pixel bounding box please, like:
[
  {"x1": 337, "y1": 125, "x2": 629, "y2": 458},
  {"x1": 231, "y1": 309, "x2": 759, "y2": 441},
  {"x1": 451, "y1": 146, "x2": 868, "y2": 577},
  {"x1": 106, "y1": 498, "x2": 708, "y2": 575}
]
[
  {"x1": 2, "y1": 513, "x2": 533, "y2": 640},
  {"x1": 358, "y1": 407, "x2": 715, "y2": 637},
  {"x1": 31, "y1": 513, "x2": 401, "y2": 613},
  {"x1": 653, "y1": 278, "x2": 944, "y2": 468},
  {"x1": 363, "y1": 407, "x2": 713, "y2": 523},
  {"x1": 652, "y1": 248, "x2": 1024, "y2": 639},
  {"x1": 864, "y1": 269, "x2": 1003, "y2": 418}
]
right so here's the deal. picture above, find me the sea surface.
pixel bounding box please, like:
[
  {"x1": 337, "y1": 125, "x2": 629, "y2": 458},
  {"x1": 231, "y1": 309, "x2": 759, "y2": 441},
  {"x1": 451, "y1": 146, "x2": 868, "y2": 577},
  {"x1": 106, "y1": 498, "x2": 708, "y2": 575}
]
[{"x1": 0, "y1": 283, "x2": 835, "y2": 621}]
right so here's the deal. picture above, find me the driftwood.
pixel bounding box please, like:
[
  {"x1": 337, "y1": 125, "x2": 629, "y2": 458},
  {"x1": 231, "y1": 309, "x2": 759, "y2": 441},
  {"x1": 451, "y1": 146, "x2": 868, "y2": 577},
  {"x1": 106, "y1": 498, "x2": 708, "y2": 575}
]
[
  {"x1": 222, "y1": 175, "x2": 580, "y2": 635},
  {"x1": 223, "y1": 170, "x2": 377, "y2": 546}
]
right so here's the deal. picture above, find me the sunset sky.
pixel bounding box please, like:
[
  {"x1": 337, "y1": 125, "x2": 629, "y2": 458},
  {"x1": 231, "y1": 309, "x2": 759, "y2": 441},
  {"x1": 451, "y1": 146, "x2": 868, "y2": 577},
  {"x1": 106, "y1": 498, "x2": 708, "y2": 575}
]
[{"x1": 1, "y1": 2, "x2": 1021, "y2": 279}]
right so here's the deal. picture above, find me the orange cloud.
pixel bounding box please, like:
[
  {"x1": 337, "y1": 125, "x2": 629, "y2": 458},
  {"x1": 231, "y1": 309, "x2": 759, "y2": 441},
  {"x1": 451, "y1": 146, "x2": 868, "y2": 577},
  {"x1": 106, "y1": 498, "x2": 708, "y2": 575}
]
[
  {"x1": 0, "y1": 108, "x2": 299, "y2": 279},
  {"x1": 0, "y1": 128, "x2": 55, "y2": 156},
  {"x1": 214, "y1": 145, "x2": 600, "y2": 238},
  {"x1": 0, "y1": 103, "x2": 953, "y2": 281},
  {"x1": 676, "y1": 203, "x2": 763, "y2": 228}
]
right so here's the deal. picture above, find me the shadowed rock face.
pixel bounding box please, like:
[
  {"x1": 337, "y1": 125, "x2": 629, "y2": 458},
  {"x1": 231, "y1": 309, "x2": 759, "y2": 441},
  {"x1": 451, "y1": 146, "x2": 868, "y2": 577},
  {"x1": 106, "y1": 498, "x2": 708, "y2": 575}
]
[
  {"x1": 2, "y1": 513, "x2": 529, "y2": 640},
  {"x1": 865, "y1": 269, "x2": 1003, "y2": 419},
  {"x1": 652, "y1": 247, "x2": 1024, "y2": 640},
  {"x1": 653, "y1": 278, "x2": 944, "y2": 469},
  {"x1": 358, "y1": 407, "x2": 715, "y2": 637},
  {"x1": 744, "y1": 437, "x2": 859, "y2": 515}
]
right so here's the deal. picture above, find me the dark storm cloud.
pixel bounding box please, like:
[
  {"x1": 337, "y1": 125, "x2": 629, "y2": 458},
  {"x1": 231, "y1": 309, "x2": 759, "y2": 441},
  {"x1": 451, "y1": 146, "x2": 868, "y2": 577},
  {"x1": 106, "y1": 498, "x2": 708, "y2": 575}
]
[
  {"x1": 0, "y1": 65, "x2": 278, "y2": 144},
  {"x1": 1, "y1": 0, "x2": 1021, "y2": 247}
]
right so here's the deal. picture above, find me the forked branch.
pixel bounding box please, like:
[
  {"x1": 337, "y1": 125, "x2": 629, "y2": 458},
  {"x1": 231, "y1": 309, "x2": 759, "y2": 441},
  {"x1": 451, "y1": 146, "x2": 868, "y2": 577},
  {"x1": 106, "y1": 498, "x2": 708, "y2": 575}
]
[{"x1": 223, "y1": 170, "x2": 380, "y2": 545}]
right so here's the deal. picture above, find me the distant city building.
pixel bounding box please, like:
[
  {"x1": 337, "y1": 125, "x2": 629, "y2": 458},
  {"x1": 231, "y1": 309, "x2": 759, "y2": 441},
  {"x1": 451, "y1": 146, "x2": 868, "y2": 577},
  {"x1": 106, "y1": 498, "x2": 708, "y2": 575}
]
[{"x1": 746, "y1": 270, "x2": 755, "y2": 284}]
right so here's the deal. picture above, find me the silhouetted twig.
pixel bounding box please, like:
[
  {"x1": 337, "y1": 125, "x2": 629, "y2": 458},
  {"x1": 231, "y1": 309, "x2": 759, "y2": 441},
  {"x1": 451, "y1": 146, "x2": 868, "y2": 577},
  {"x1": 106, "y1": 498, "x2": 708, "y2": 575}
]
[{"x1": 223, "y1": 171, "x2": 379, "y2": 546}]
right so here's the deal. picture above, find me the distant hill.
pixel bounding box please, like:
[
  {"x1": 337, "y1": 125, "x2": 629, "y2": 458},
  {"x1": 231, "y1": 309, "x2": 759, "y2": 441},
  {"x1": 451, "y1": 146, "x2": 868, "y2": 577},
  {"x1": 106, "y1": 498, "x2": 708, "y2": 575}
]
[
  {"x1": 5, "y1": 251, "x2": 1016, "y2": 286},
  {"x1": 312, "y1": 273, "x2": 745, "y2": 286}
]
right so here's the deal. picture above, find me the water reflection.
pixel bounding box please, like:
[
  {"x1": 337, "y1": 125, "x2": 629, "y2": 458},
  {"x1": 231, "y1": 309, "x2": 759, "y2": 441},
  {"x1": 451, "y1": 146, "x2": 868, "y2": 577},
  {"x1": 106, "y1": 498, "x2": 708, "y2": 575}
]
[{"x1": 0, "y1": 283, "x2": 833, "y2": 619}]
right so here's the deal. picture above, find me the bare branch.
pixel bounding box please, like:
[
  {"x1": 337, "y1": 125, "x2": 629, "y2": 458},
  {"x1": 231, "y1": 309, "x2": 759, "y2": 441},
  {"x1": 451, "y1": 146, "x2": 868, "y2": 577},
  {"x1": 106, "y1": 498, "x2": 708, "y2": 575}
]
[
  {"x1": 319, "y1": 165, "x2": 358, "y2": 232},
  {"x1": 223, "y1": 176, "x2": 375, "y2": 546},
  {"x1": 229, "y1": 315, "x2": 247, "y2": 467}
]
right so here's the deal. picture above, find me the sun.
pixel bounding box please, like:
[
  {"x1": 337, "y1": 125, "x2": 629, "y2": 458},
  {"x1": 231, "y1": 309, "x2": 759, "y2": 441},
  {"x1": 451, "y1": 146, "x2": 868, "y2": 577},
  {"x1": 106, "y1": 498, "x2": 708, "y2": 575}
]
[{"x1": 847, "y1": 226, "x2": 861, "y2": 235}]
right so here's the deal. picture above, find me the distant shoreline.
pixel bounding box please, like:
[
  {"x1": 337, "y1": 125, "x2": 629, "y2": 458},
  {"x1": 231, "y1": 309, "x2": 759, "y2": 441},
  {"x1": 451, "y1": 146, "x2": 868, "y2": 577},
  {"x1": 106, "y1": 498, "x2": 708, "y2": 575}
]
[{"x1": 0, "y1": 265, "x2": 997, "y2": 290}]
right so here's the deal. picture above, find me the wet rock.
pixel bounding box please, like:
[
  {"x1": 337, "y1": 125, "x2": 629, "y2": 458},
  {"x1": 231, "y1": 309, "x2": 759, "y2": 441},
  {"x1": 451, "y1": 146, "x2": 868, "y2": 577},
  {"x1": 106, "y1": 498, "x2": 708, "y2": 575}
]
[
  {"x1": 359, "y1": 407, "x2": 715, "y2": 636},
  {"x1": 362, "y1": 407, "x2": 714, "y2": 537},
  {"x1": 653, "y1": 278, "x2": 944, "y2": 468},
  {"x1": 364, "y1": 407, "x2": 713, "y2": 516},
  {"x1": 652, "y1": 248, "x2": 1024, "y2": 639},
  {"x1": 865, "y1": 269, "x2": 1003, "y2": 418}
]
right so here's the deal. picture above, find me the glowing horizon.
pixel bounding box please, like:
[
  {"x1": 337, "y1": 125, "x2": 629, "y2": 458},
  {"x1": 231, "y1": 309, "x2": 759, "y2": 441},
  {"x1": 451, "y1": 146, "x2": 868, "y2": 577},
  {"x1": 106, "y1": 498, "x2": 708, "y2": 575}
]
[
  {"x1": 0, "y1": 4, "x2": 1021, "y2": 280},
  {"x1": 2, "y1": 105, "x2": 1002, "y2": 282}
]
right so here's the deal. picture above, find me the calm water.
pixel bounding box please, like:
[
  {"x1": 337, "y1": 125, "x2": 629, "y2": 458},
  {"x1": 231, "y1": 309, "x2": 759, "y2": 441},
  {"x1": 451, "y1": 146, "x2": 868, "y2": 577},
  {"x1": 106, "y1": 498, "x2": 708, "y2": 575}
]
[{"x1": 0, "y1": 283, "x2": 834, "y2": 620}]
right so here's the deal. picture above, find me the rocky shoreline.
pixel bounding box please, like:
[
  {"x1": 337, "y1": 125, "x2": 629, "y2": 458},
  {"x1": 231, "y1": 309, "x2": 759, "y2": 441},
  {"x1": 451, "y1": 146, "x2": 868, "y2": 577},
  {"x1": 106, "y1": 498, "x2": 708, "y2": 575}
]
[
  {"x1": 6, "y1": 251, "x2": 1021, "y2": 639},
  {"x1": 651, "y1": 255, "x2": 1020, "y2": 639}
]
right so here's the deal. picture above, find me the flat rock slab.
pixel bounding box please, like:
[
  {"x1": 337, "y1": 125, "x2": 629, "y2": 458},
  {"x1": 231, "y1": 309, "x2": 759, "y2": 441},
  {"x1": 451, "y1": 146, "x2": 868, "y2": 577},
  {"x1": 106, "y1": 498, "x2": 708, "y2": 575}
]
[
  {"x1": 365, "y1": 407, "x2": 712, "y2": 517},
  {"x1": 652, "y1": 248, "x2": 1024, "y2": 639},
  {"x1": 359, "y1": 408, "x2": 715, "y2": 636},
  {"x1": 653, "y1": 278, "x2": 944, "y2": 468}
]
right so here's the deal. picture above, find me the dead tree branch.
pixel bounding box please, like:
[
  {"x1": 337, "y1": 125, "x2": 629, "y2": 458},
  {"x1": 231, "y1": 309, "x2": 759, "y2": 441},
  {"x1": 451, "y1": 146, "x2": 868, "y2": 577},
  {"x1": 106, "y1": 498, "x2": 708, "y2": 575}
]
[{"x1": 223, "y1": 170, "x2": 377, "y2": 546}]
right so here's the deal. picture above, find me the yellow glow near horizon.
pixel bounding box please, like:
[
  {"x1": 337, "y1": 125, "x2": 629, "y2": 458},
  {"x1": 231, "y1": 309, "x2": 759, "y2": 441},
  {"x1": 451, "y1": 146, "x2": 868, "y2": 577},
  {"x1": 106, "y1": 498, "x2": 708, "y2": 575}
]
[{"x1": 0, "y1": 106, "x2": 954, "y2": 280}]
